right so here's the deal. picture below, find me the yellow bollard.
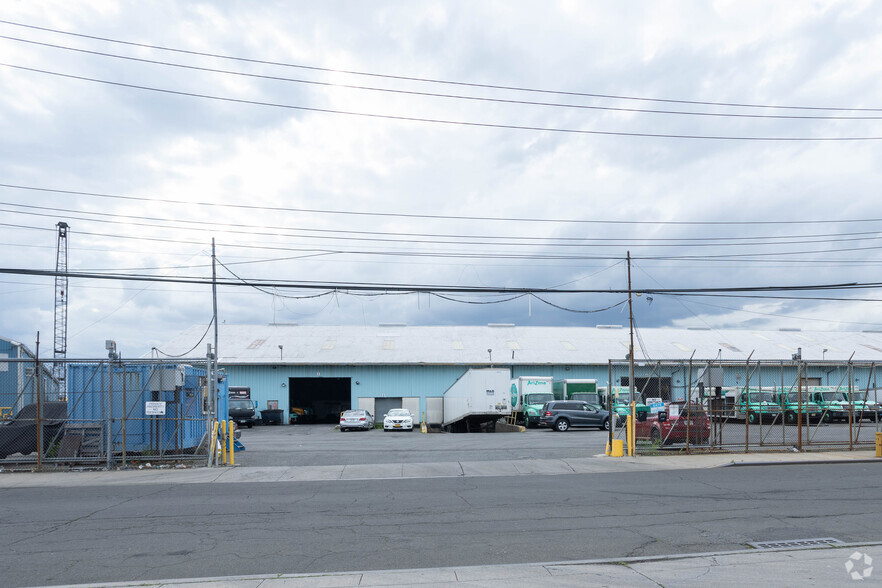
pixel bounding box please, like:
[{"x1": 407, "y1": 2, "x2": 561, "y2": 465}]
[
  {"x1": 626, "y1": 415, "x2": 633, "y2": 457},
  {"x1": 228, "y1": 419, "x2": 235, "y2": 466},
  {"x1": 220, "y1": 420, "x2": 228, "y2": 465},
  {"x1": 610, "y1": 439, "x2": 624, "y2": 457},
  {"x1": 876, "y1": 432, "x2": 881, "y2": 458},
  {"x1": 210, "y1": 421, "x2": 219, "y2": 465}
]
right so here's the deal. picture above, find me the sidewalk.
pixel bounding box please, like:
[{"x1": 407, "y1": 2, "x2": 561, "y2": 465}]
[
  {"x1": 0, "y1": 450, "x2": 878, "y2": 488},
  {"x1": 51, "y1": 543, "x2": 882, "y2": 587}
]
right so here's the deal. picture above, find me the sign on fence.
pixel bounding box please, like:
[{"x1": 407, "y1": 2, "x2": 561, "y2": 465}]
[{"x1": 145, "y1": 401, "x2": 167, "y2": 416}]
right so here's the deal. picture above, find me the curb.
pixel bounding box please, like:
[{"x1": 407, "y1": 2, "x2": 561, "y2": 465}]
[
  {"x1": 50, "y1": 541, "x2": 882, "y2": 588},
  {"x1": 722, "y1": 458, "x2": 882, "y2": 467}
]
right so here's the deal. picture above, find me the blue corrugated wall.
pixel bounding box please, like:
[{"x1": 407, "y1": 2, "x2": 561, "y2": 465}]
[{"x1": 224, "y1": 362, "x2": 877, "y2": 418}]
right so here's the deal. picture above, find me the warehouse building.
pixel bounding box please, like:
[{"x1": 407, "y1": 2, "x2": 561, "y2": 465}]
[
  {"x1": 154, "y1": 324, "x2": 882, "y2": 424},
  {"x1": 0, "y1": 336, "x2": 61, "y2": 416}
]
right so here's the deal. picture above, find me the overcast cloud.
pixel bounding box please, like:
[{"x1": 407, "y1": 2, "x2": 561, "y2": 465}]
[{"x1": 1, "y1": 1, "x2": 882, "y2": 359}]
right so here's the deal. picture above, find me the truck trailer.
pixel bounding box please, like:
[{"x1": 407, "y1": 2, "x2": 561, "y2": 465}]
[
  {"x1": 553, "y1": 379, "x2": 600, "y2": 403},
  {"x1": 443, "y1": 368, "x2": 512, "y2": 432}
]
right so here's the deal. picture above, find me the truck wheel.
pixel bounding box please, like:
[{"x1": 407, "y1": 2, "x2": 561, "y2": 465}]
[
  {"x1": 650, "y1": 428, "x2": 661, "y2": 444},
  {"x1": 747, "y1": 411, "x2": 757, "y2": 425},
  {"x1": 785, "y1": 411, "x2": 796, "y2": 424},
  {"x1": 822, "y1": 412, "x2": 832, "y2": 423},
  {"x1": 554, "y1": 419, "x2": 570, "y2": 432},
  {"x1": 600, "y1": 418, "x2": 610, "y2": 431}
]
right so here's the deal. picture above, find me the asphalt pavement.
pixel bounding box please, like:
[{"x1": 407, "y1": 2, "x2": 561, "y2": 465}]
[
  {"x1": 48, "y1": 543, "x2": 882, "y2": 587},
  {"x1": 2, "y1": 424, "x2": 880, "y2": 587}
]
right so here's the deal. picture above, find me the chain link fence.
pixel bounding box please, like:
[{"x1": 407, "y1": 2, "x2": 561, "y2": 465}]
[
  {"x1": 606, "y1": 359, "x2": 881, "y2": 455},
  {"x1": 0, "y1": 357, "x2": 226, "y2": 469}
]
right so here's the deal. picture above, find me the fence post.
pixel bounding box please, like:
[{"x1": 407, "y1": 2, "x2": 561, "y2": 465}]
[
  {"x1": 122, "y1": 361, "x2": 127, "y2": 468},
  {"x1": 35, "y1": 332, "x2": 42, "y2": 472},
  {"x1": 745, "y1": 357, "x2": 750, "y2": 454},
  {"x1": 797, "y1": 360, "x2": 803, "y2": 452}
]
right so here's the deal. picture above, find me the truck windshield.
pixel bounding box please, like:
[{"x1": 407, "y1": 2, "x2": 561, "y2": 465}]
[
  {"x1": 744, "y1": 392, "x2": 776, "y2": 403},
  {"x1": 820, "y1": 392, "x2": 847, "y2": 402},
  {"x1": 786, "y1": 393, "x2": 811, "y2": 403},
  {"x1": 525, "y1": 394, "x2": 554, "y2": 405}
]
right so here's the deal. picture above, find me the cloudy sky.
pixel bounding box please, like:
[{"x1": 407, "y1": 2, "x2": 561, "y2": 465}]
[{"x1": 1, "y1": 1, "x2": 882, "y2": 359}]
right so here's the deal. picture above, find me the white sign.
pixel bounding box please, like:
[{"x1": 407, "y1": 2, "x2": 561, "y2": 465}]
[
  {"x1": 650, "y1": 402, "x2": 665, "y2": 414},
  {"x1": 145, "y1": 401, "x2": 166, "y2": 416},
  {"x1": 668, "y1": 404, "x2": 680, "y2": 419}
]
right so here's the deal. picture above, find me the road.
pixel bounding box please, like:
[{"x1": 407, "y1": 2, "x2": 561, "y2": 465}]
[{"x1": 2, "y1": 461, "x2": 882, "y2": 587}]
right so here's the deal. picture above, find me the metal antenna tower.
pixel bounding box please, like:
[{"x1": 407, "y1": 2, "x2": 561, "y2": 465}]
[{"x1": 53, "y1": 221, "x2": 69, "y2": 392}]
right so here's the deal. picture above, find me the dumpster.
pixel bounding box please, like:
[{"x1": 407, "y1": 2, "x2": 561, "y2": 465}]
[{"x1": 260, "y1": 409, "x2": 283, "y2": 425}]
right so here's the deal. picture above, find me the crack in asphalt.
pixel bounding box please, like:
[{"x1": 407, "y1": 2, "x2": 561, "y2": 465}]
[{"x1": 1, "y1": 484, "x2": 179, "y2": 548}]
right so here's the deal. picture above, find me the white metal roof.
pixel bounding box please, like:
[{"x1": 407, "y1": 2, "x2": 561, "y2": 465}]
[{"x1": 151, "y1": 324, "x2": 882, "y2": 365}]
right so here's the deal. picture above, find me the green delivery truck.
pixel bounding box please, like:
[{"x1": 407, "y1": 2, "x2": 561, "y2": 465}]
[
  {"x1": 609, "y1": 386, "x2": 650, "y2": 419},
  {"x1": 511, "y1": 377, "x2": 555, "y2": 428},
  {"x1": 775, "y1": 389, "x2": 823, "y2": 424},
  {"x1": 553, "y1": 379, "x2": 601, "y2": 404}
]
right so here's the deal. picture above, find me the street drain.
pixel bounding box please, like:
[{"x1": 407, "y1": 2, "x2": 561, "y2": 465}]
[{"x1": 749, "y1": 538, "x2": 845, "y2": 550}]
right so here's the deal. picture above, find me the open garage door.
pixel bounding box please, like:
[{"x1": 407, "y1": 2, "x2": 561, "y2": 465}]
[{"x1": 289, "y1": 377, "x2": 351, "y2": 424}]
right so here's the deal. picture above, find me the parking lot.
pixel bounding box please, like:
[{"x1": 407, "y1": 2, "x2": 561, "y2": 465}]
[{"x1": 233, "y1": 424, "x2": 612, "y2": 467}]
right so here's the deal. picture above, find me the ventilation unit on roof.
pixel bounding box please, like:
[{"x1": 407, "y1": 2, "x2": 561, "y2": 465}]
[
  {"x1": 596, "y1": 325, "x2": 623, "y2": 329},
  {"x1": 488, "y1": 323, "x2": 515, "y2": 327},
  {"x1": 862, "y1": 330, "x2": 882, "y2": 333}
]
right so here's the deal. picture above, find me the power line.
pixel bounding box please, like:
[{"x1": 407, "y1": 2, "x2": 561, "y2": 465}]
[
  {"x1": 6, "y1": 205, "x2": 882, "y2": 249},
  {"x1": 4, "y1": 183, "x2": 882, "y2": 226},
  {"x1": 1, "y1": 266, "x2": 879, "y2": 296},
  {"x1": 2, "y1": 18, "x2": 880, "y2": 113},
  {"x1": 5, "y1": 34, "x2": 882, "y2": 121},
  {"x1": 5, "y1": 200, "x2": 882, "y2": 244},
  {"x1": 5, "y1": 62, "x2": 882, "y2": 141}
]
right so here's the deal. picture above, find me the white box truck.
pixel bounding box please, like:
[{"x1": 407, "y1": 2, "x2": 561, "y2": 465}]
[
  {"x1": 443, "y1": 368, "x2": 512, "y2": 432},
  {"x1": 511, "y1": 376, "x2": 554, "y2": 428}
]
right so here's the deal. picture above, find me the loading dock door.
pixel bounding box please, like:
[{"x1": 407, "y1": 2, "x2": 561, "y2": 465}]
[
  {"x1": 374, "y1": 397, "x2": 402, "y2": 419},
  {"x1": 289, "y1": 377, "x2": 351, "y2": 424}
]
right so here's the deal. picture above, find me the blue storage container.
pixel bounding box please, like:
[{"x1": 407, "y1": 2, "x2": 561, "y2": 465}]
[{"x1": 66, "y1": 363, "x2": 228, "y2": 455}]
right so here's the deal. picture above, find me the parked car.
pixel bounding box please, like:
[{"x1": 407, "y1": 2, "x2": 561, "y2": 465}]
[
  {"x1": 340, "y1": 409, "x2": 375, "y2": 432},
  {"x1": 228, "y1": 398, "x2": 257, "y2": 428},
  {"x1": 383, "y1": 408, "x2": 414, "y2": 431},
  {"x1": 538, "y1": 400, "x2": 613, "y2": 432},
  {"x1": 635, "y1": 402, "x2": 710, "y2": 445}
]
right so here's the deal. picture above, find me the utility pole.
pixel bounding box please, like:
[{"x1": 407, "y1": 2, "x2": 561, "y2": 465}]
[
  {"x1": 627, "y1": 251, "x2": 635, "y2": 405},
  {"x1": 53, "y1": 222, "x2": 69, "y2": 396},
  {"x1": 211, "y1": 238, "x2": 219, "y2": 420}
]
